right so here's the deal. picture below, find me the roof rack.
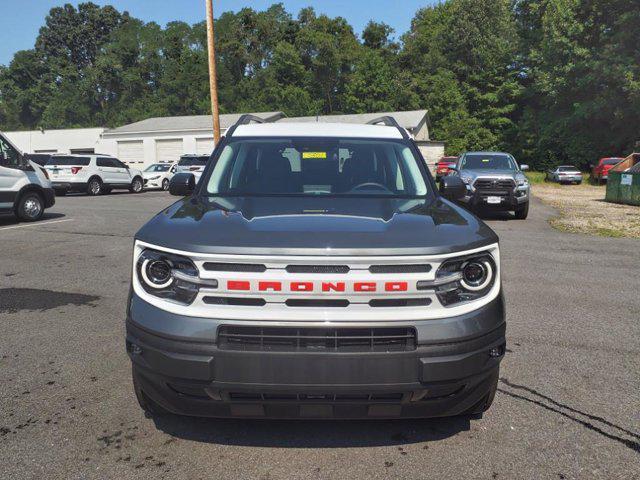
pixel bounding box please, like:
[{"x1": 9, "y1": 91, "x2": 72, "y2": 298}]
[
  {"x1": 226, "y1": 114, "x2": 283, "y2": 138},
  {"x1": 366, "y1": 116, "x2": 409, "y2": 139}
]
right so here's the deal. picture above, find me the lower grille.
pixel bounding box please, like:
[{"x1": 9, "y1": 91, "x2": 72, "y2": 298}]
[
  {"x1": 227, "y1": 392, "x2": 405, "y2": 403},
  {"x1": 217, "y1": 326, "x2": 417, "y2": 352}
]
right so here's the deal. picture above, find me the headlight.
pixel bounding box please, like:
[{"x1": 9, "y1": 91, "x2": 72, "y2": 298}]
[
  {"x1": 516, "y1": 175, "x2": 528, "y2": 186},
  {"x1": 148, "y1": 175, "x2": 160, "y2": 180},
  {"x1": 433, "y1": 253, "x2": 497, "y2": 306},
  {"x1": 460, "y1": 174, "x2": 473, "y2": 185},
  {"x1": 136, "y1": 249, "x2": 215, "y2": 304}
]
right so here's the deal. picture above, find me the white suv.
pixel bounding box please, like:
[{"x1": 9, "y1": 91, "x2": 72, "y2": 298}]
[{"x1": 45, "y1": 154, "x2": 144, "y2": 196}]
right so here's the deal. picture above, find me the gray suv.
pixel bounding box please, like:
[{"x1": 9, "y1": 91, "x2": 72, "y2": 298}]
[
  {"x1": 452, "y1": 152, "x2": 530, "y2": 219},
  {"x1": 127, "y1": 116, "x2": 505, "y2": 420}
]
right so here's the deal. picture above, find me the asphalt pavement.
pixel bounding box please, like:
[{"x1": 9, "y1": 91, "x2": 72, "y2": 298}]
[{"x1": 1, "y1": 191, "x2": 638, "y2": 479}]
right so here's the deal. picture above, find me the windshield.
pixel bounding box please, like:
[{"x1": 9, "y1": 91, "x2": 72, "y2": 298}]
[
  {"x1": 203, "y1": 137, "x2": 429, "y2": 197},
  {"x1": 461, "y1": 154, "x2": 516, "y2": 171},
  {"x1": 603, "y1": 158, "x2": 622, "y2": 165},
  {"x1": 179, "y1": 156, "x2": 208, "y2": 166},
  {"x1": 46, "y1": 156, "x2": 91, "y2": 166},
  {"x1": 558, "y1": 166, "x2": 579, "y2": 172},
  {"x1": 145, "y1": 164, "x2": 170, "y2": 172}
]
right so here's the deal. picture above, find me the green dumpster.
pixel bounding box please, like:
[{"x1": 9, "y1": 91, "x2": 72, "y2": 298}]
[{"x1": 605, "y1": 154, "x2": 640, "y2": 206}]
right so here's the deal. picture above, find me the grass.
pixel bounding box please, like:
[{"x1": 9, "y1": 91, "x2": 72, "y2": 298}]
[
  {"x1": 525, "y1": 171, "x2": 548, "y2": 184},
  {"x1": 532, "y1": 181, "x2": 640, "y2": 238}
]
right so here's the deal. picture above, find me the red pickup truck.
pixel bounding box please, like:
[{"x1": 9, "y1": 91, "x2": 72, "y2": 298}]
[
  {"x1": 591, "y1": 157, "x2": 623, "y2": 184},
  {"x1": 435, "y1": 156, "x2": 459, "y2": 180}
]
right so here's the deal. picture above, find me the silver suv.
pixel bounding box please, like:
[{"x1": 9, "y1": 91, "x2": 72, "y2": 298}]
[
  {"x1": 452, "y1": 151, "x2": 530, "y2": 219},
  {"x1": 45, "y1": 154, "x2": 144, "y2": 196}
]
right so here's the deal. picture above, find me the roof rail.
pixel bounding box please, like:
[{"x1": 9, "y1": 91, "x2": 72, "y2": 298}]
[
  {"x1": 366, "y1": 116, "x2": 409, "y2": 139},
  {"x1": 226, "y1": 113, "x2": 283, "y2": 138}
]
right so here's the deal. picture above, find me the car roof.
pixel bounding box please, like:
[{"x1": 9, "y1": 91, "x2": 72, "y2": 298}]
[
  {"x1": 462, "y1": 151, "x2": 511, "y2": 156},
  {"x1": 233, "y1": 122, "x2": 405, "y2": 139},
  {"x1": 559, "y1": 165, "x2": 579, "y2": 168}
]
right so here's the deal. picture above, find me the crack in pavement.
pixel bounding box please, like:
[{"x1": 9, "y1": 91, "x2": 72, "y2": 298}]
[{"x1": 498, "y1": 378, "x2": 640, "y2": 454}]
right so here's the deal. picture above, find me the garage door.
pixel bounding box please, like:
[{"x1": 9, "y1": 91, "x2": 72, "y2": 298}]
[
  {"x1": 196, "y1": 137, "x2": 215, "y2": 156},
  {"x1": 117, "y1": 141, "x2": 144, "y2": 165},
  {"x1": 156, "y1": 139, "x2": 183, "y2": 163}
]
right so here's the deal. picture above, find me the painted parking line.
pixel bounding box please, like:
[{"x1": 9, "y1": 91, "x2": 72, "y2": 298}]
[{"x1": 0, "y1": 218, "x2": 73, "y2": 231}]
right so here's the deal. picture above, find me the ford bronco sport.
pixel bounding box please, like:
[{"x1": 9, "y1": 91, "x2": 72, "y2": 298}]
[{"x1": 127, "y1": 115, "x2": 506, "y2": 419}]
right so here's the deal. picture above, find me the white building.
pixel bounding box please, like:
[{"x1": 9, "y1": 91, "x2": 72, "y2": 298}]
[
  {"x1": 4, "y1": 127, "x2": 106, "y2": 155},
  {"x1": 4, "y1": 110, "x2": 445, "y2": 169},
  {"x1": 99, "y1": 110, "x2": 444, "y2": 169}
]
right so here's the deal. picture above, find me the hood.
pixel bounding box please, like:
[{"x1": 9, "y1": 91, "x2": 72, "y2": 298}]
[
  {"x1": 135, "y1": 195, "x2": 498, "y2": 255},
  {"x1": 461, "y1": 169, "x2": 521, "y2": 179},
  {"x1": 142, "y1": 171, "x2": 164, "y2": 179}
]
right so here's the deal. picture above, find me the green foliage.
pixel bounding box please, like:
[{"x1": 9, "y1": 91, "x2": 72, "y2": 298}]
[{"x1": 0, "y1": 0, "x2": 638, "y2": 171}]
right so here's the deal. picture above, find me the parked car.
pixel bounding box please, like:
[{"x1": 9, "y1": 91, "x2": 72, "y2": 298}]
[
  {"x1": 176, "y1": 154, "x2": 209, "y2": 183},
  {"x1": 143, "y1": 163, "x2": 177, "y2": 191},
  {"x1": 451, "y1": 151, "x2": 530, "y2": 219},
  {"x1": 127, "y1": 115, "x2": 505, "y2": 421},
  {"x1": 45, "y1": 154, "x2": 144, "y2": 196},
  {"x1": 591, "y1": 157, "x2": 624, "y2": 184},
  {"x1": 0, "y1": 132, "x2": 55, "y2": 221},
  {"x1": 545, "y1": 165, "x2": 583, "y2": 184},
  {"x1": 435, "y1": 156, "x2": 458, "y2": 180}
]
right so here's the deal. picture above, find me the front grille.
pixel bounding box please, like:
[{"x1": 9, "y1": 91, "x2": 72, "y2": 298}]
[
  {"x1": 474, "y1": 178, "x2": 515, "y2": 190},
  {"x1": 203, "y1": 296, "x2": 266, "y2": 306},
  {"x1": 203, "y1": 262, "x2": 266, "y2": 272},
  {"x1": 369, "y1": 264, "x2": 432, "y2": 273},
  {"x1": 217, "y1": 326, "x2": 417, "y2": 352},
  {"x1": 286, "y1": 265, "x2": 350, "y2": 274}
]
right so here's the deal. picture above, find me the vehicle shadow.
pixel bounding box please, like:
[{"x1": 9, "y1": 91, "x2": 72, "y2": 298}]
[
  {"x1": 151, "y1": 414, "x2": 470, "y2": 448},
  {"x1": 474, "y1": 210, "x2": 514, "y2": 221},
  {"x1": 0, "y1": 212, "x2": 66, "y2": 227}
]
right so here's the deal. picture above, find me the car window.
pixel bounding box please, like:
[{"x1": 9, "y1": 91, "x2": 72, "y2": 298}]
[
  {"x1": 47, "y1": 156, "x2": 91, "y2": 166},
  {"x1": 179, "y1": 156, "x2": 209, "y2": 166},
  {"x1": 558, "y1": 166, "x2": 579, "y2": 172},
  {"x1": 461, "y1": 154, "x2": 516, "y2": 170},
  {"x1": 603, "y1": 159, "x2": 622, "y2": 165},
  {"x1": 204, "y1": 137, "x2": 429, "y2": 197},
  {"x1": 145, "y1": 164, "x2": 170, "y2": 172},
  {"x1": 97, "y1": 157, "x2": 113, "y2": 167},
  {"x1": 113, "y1": 159, "x2": 127, "y2": 169},
  {"x1": 0, "y1": 135, "x2": 22, "y2": 167}
]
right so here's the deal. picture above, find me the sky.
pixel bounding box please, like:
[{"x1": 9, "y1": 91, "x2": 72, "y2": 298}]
[{"x1": 0, "y1": 0, "x2": 437, "y2": 66}]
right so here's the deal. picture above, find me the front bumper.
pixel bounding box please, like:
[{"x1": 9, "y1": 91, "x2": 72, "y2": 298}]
[
  {"x1": 459, "y1": 186, "x2": 529, "y2": 210},
  {"x1": 126, "y1": 292, "x2": 506, "y2": 418}
]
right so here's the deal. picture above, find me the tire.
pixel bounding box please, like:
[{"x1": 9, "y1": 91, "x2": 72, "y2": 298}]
[
  {"x1": 514, "y1": 201, "x2": 529, "y2": 220},
  {"x1": 87, "y1": 177, "x2": 103, "y2": 196},
  {"x1": 162, "y1": 178, "x2": 170, "y2": 191},
  {"x1": 465, "y1": 372, "x2": 499, "y2": 417},
  {"x1": 576, "y1": 181, "x2": 582, "y2": 185},
  {"x1": 15, "y1": 192, "x2": 44, "y2": 222},
  {"x1": 130, "y1": 177, "x2": 143, "y2": 193},
  {"x1": 132, "y1": 367, "x2": 170, "y2": 417}
]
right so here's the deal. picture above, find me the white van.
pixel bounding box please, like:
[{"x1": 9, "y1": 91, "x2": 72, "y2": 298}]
[{"x1": 0, "y1": 132, "x2": 55, "y2": 221}]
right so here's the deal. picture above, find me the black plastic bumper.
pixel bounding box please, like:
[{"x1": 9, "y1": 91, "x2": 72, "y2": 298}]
[
  {"x1": 126, "y1": 294, "x2": 506, "y2": 419},
  {"x1": 52, "y1": 182, "x2": 87, "y2": 192}
]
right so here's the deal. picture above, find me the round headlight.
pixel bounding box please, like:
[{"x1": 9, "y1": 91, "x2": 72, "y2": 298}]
[
  {"x1": 141, "y1": 259, "x2": 173, "y2": 288},
  {"x1": 461, "y1": 259, "x2": 493, "y2": 291}
]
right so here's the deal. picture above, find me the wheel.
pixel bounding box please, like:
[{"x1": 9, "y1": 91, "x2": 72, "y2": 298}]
[
  {"x1": 132, "y1": 367, "x2": 170, "y2": 417},
  {"x1": 130, "y1": 177, "x2": 143, "y2": 193},
  {"x1": 464, "y1": 372, "x2": 498, "y2": 417},
  {"x1": 576, "y1": 180, "x2": 582, "y2": 185},
  {"x1": 15, "y1": 192, "x2": 44, "y2": 222},
  {"x1": 162, "y1": 178, "x2": 170, "y2": 191},
  {"x1": 514, "y1": 201, "x2": 529, "y2": 219},
  {"x1": 87, "y1": 177, "x2": 103, "y2": 196}
]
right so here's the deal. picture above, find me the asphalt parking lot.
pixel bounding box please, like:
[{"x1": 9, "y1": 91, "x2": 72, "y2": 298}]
[{"x1": 1, "y1": 192, "x2": 638, "y2": 479}]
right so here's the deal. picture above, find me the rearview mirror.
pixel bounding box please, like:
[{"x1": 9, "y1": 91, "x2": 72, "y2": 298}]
[
  {"x1": 169, "y1": 173, "x2": 196, "y2": 196},
  {"x1": 520, "y1": 164, "x2": 529, "y2": 171},
  {"x1": 439, "y1": 176, "x2": 466, "y2": 201}
]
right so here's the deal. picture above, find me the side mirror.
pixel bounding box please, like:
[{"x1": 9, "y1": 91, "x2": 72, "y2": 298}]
[
  {"x1": 447, "y1": 165, "x2": 458, "y2": 172},
  {"x1": 439, "y1": 175, "x2": 467, "y2": 201},
  {"x1": 520, "y1": 164, "x2": 529, "y2": 171},
  {"x1": 169, "y1": 173, "x2": 196, "y2": 196}
]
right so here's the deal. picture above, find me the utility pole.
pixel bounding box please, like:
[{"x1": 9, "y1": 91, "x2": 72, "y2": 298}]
[{"x1": 205, "y1": 0, "x2": 221, "y2": 144}]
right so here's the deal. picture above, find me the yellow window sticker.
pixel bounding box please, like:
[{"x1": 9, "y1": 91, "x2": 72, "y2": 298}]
[{"x1": 302, "y1": 151, "x2": 327, "y2": 159}]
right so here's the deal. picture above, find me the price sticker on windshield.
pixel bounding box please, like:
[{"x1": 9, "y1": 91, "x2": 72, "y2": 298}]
[{"x1": 302, "y1": 152, "x2": 327, "y2": 159}]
